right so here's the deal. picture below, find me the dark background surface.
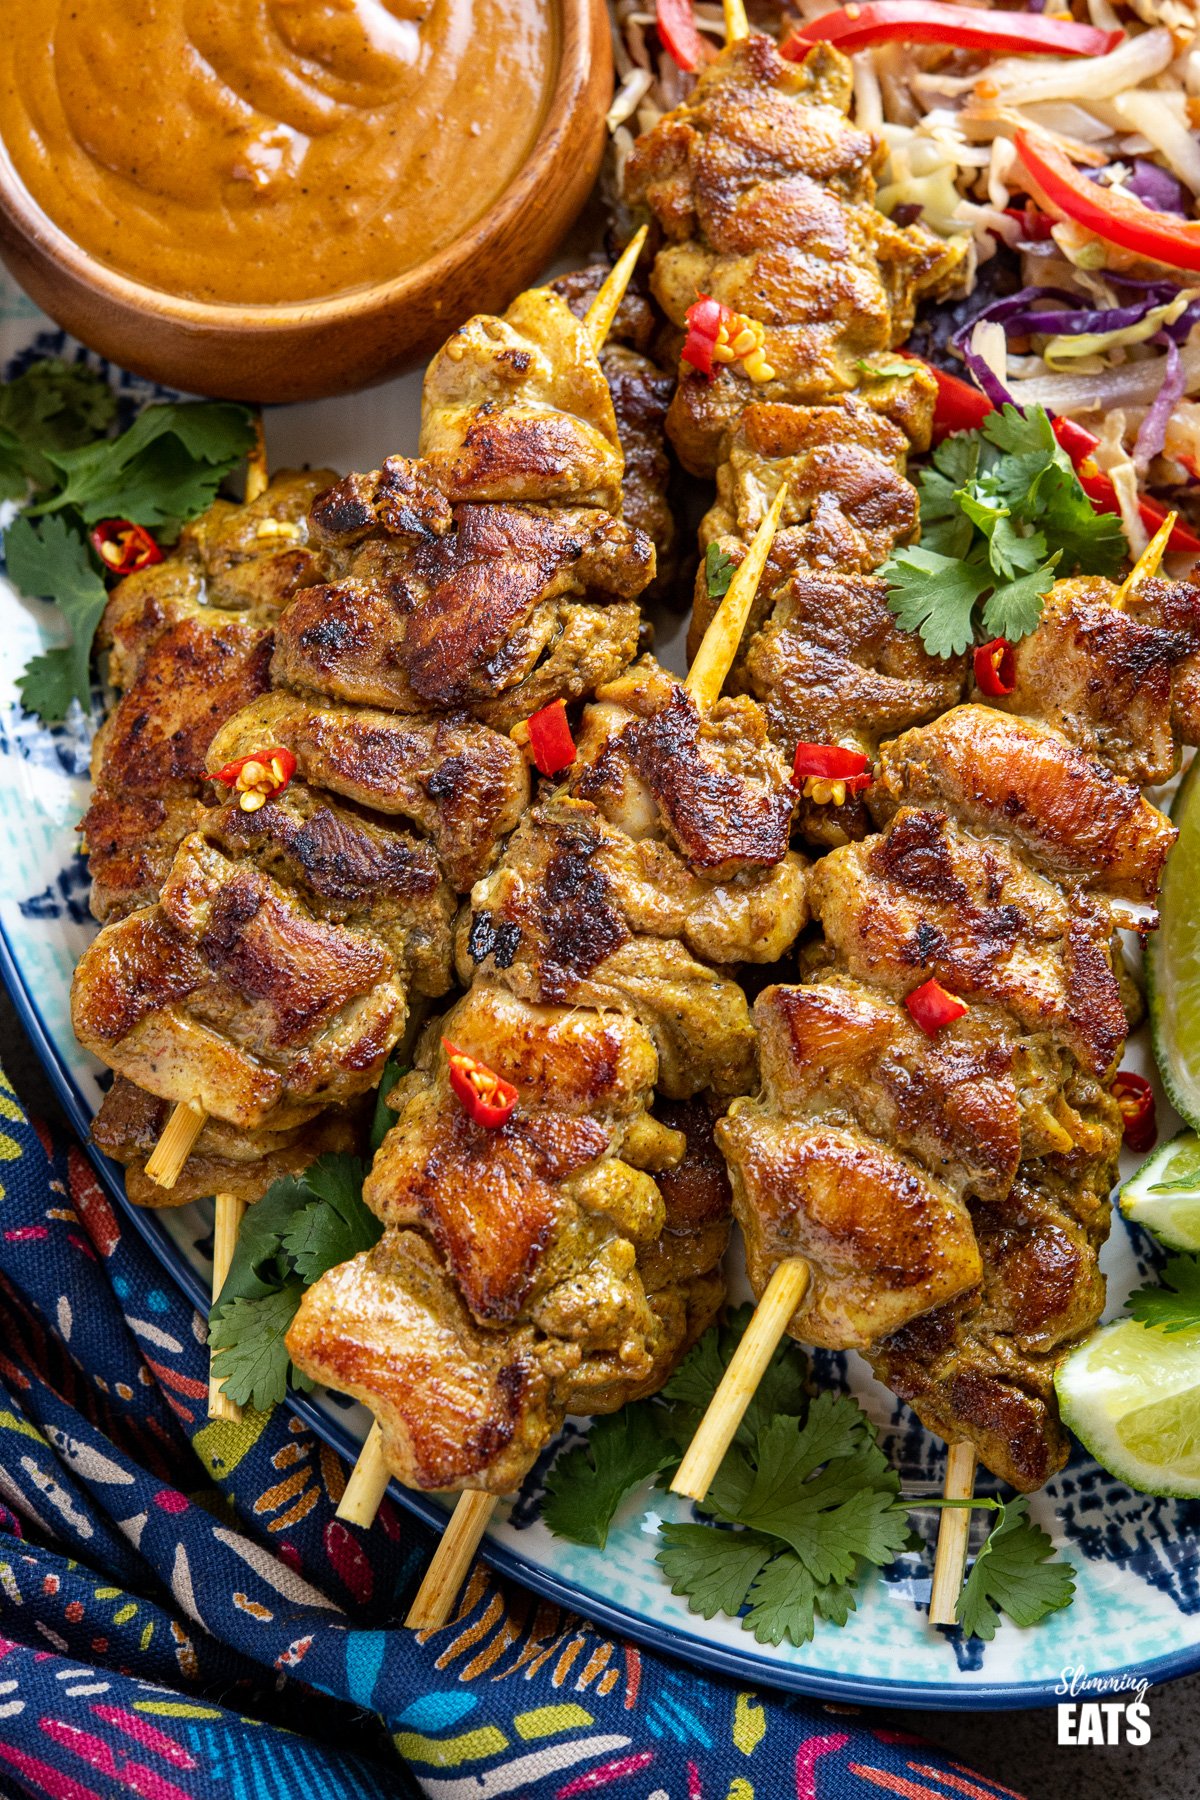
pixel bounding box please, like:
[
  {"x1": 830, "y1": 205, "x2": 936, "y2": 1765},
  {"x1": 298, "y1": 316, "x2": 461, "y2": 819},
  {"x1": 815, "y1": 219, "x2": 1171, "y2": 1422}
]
[{"x1": 1, "y1": 985, "x2": 1192, "y2": 1799}]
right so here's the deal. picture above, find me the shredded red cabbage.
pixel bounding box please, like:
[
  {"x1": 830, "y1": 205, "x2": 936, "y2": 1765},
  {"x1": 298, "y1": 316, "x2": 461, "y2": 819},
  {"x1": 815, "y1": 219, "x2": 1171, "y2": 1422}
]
[
  {"x1": 1134, "y1": 334, "x2": 1184, "y2": 470},
  {"x1": 1125, "y1": 159, "x2": 1190, "y2": 218}
]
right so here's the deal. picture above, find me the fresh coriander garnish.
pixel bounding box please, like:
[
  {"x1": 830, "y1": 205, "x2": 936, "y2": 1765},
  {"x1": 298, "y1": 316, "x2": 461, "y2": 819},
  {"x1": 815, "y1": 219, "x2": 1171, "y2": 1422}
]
[
  {"x1": 1125, "y1": 1253, "x2": 1200, "y2": 1334},
  {"x1": 3, "y1": 364, "x2": 255, "y2": 723},
  {"x1": 208, "y1": 1154, "x2": 380, "y2": 1412},
  {"x1": 705, "y1": 540, "x2": 735, "y2": 599},
  {"x1": 855, "y1": 357, "x2": 919, "y2": 382},
  {"x1": 883, "y1": 402, "x2": 1126, "y2": 658},
  {"x1": 369, "y1": 1051, "x2": 410, "y2": 1153},
  {"x1": 954, "y1": 1496, "x2": 1076, "y2": 1640},
  {"x1": 539, "y1": 1305, "x2": 1077, "y2": 1644}
]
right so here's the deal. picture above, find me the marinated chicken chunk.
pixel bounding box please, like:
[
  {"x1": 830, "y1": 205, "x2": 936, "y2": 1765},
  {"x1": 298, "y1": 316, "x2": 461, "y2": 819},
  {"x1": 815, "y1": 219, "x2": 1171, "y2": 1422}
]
[
  {"x1": 206, "y1": 690, "x2": 528, "y2": 892},
  {"x1": 274, "y1": 494, "x2": 648, "y2": 729},
  {"x1": 626, "y1": 35, "x2": 964, "y2": 472},
  {"x1": 872, "y1": 706, "x2": 1175, "y2": 911},
  {"x1": 83, "y1": 470, "x2": 334, "y2": 920},
  {"x1": 420, "y1": 287, "x2": 625, "y2": 509},
  {"x1": 92, "y1": 1076, "x2": 361, "y2": 1208},
  {"x1": 288, "y1": 988, "x2": 730, "y2": 1494}
]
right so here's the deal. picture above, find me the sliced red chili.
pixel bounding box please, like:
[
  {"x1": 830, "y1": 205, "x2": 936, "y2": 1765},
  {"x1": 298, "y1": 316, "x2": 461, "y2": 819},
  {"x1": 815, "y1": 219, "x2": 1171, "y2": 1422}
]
[
  {"x1": 974, "y1": 637, "x2": 1017, "y2": 698},
  {"x1": 905, "y1": 977, "x2": 969, "y2": 1036},
  {"x1": 681, "y1": 294, "x2": 731, "y2": 380},
  {"x1": 656, "y1": 0, "x2": 705, "y2": 72},
  {"x1": 784, "y1": 3, "x2": 1121, "y2": 59},
  {"x1": 1112, "y1": 1071, "x2": 1157, "y2": 1154},
  {"x1": 90, "y1": 519, "x2": 163, "y2": 577},
  {"x1": 443, "y1": 1038, "x2": 518, "y2": 1129},
  {"x1": 793, "y1": 742, "x2": 871, "y2": 786},
  {"x1": 525, "y1": 699, "x2": 577, "y2": 777},
  {"x1": 1002, "y1": 205, "x2": 1054, "y2": 242},
  {"x1": 210, "y1": 745, "x2": 297, "y2": 813}
]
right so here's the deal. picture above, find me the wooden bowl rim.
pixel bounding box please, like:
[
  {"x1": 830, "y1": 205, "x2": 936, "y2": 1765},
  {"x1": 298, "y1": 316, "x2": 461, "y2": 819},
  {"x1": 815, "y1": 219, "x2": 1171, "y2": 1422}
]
[{"x1": 0, "y1": 0, "x2": 603, "y2": 335}]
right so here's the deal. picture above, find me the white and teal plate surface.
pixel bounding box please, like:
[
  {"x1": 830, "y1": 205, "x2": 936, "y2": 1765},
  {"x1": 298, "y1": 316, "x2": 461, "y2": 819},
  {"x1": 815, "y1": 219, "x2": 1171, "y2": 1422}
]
[{"x1": 2, "y1": 273, "x2": 1198, "y2": 1709}]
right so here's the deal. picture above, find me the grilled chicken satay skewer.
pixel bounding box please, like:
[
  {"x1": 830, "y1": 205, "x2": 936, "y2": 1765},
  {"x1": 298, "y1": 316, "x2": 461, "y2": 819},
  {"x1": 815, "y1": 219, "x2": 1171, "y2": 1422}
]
[
  {"x1": 337, "y1": 483, "x2": 791, "y2": 1617},
  {"x1": 925, "y1": 512, "x2": 1179, "y2": 1625},
  {"x1": 132, "y1": 231, "x2": 649, "y2": 1204}
]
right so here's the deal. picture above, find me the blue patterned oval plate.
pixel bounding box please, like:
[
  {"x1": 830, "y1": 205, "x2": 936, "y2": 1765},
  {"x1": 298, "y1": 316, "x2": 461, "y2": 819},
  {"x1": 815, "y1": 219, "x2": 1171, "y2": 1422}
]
[{"x1": 2, "y1": 274, "x2": 1198, "y2": 1710}]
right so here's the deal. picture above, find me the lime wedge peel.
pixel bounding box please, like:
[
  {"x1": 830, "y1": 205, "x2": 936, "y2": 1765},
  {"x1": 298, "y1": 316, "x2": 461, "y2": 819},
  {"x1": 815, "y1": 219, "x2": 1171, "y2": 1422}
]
[
  {"x1": 1147, "y1": 754, "x2": 1200, "y2": 1132},
  {"x1": 1120, "y1": 1130, "x2": 1200, "y2": 1252},
  {"x1": 1056, "y1": 1318, "x2": 1200, "y2": 1499}
]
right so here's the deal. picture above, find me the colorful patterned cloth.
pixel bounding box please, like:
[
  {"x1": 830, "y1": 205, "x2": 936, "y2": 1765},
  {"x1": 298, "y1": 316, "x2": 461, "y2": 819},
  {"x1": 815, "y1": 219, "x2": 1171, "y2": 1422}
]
[{"x1": 0, "y1": 1067, "x2": 1026, "y2": 1800}]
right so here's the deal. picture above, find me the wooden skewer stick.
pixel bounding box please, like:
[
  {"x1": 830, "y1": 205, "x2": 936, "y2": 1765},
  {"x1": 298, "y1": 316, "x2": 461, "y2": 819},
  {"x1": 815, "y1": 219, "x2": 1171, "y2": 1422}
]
[
  {"x1": 208, "y1": 1192, "x2": 246, "y2": 1421},
  {"x1": 144, "y1": 1101, "x2": 207, "y2": 1188},
  {"x1": 394, "y1": 484, "x2": 790, "y2": 1628},
  {"x1": 724, "y1": 0, "x2": 750, "y2": 42},
  {"x1": 583, "y1": 224, "x2": 648, "y2": 352},
  {"x1": 245, "y1": 412, "x2": 269, "y2": 504},
  {"x1": 673, "y1": 1259, "x2": 809, "y2": 1502},
  {"x1": 337, "y1": 1420, "x2": 392, "y2": 1526},
  {"x1": 928, "y1": 1441, "x2": 978, "y2": 1627},
  {"x1": 406, "y1": 1491, "x2": 499, "y2": 1630},
  {"x1": 1115, "y1": 509, "x2": 1176, "y2": 607}
]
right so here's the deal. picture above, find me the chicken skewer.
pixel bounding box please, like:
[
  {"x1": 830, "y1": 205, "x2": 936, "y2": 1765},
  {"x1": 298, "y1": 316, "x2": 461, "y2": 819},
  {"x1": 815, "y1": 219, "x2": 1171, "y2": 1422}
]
[
  {"x1": 326, "y1": 483, "x2": 793, "y2": 1627},
  {"x1": 137, "y1": 232, "x2": 651, "y2": 1196},
  {"x1": 926, "y1": 515, "x2": 1179, "y2": 1621}
]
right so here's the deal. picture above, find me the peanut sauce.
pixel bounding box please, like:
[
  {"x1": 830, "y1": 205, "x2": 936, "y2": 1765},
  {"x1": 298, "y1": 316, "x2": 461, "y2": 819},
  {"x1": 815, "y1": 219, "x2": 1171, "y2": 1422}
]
[{"x1": 0, "y1": 0, "x2": 556, "y2": 305}]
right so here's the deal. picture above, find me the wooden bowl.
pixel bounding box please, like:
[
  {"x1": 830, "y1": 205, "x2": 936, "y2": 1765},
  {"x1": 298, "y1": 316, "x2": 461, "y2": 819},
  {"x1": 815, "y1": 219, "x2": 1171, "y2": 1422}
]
[{"x1": 0, "y1": 0, "x2": 612, "y2": 403}]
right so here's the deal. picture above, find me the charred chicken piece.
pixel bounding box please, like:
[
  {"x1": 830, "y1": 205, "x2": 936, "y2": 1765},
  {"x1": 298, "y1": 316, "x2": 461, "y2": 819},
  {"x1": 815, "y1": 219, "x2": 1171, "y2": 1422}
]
[
  {"x1": 83, "y1": 470, "x2": 335, "y2": 921},
  {"x1": 287, "y1": 985, "x2": 730, "y2": 1493},
  {"x1": 275, "y1": 485, "x2": 649, "y2": 730},
  {"x1": 625, "y1": 35, "x2": 964, "y2": 475}
]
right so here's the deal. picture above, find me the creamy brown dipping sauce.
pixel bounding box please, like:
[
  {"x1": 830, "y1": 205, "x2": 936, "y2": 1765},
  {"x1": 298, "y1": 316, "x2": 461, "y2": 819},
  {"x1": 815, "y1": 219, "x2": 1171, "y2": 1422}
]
[{"x1": 0, "y1": 0, "x2": 556, "y2": 305}]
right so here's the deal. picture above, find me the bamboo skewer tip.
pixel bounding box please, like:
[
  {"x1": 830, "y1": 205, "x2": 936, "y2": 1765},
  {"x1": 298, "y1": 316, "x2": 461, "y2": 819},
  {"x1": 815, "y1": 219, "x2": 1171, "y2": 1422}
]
[
  {"x1": 684, "y1": 481, "x2": 788, "y2": 715},
  {"x1": 583, "y1": 224, "x2": 649, "y2": 353},
  {"x1": 144, "y1": 1100, "x2": 207, "y2": 1190},
  {"x1": 928, "y1": 1442, "x2": 978, "y2": 1628},
  {"x1": 723, "y1": 0, "x2": 750, "y2": 43},
  {"x1": 671, "y1": 1257, "x2": 810, "y2": 1503},
  {"x1": 405, "y1": 1490, "x2": 499, "y2": 1631},
  {"x1": 336, "y1": 1419, "x2": 393, "y2": 1527}
]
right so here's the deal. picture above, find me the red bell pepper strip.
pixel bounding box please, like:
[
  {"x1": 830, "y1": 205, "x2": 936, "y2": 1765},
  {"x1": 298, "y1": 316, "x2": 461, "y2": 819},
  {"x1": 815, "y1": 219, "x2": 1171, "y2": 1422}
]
[
  {"x1": 682, "y1": 295, "x2": 730, "y2": 380},
  {"x1": 210, "y1": 746, "x2": 297, "y2": 813},
  {"x1": 784, "y1": 4, "x2": 1121, "y2": 60},
  {"x1": 656, "y1": 0, "x2": 705, "y2": 72},
  {"x1": 90, "y1": 519, "x2": 163, "y2": 577},
  {"x1": 525, "y1": 699, "x2": 577, "y2": 777},
  {"x1": 1002, "y1": 205, "x2": 1054, "y2": 242},
  {"x1": 1112, "y1": 1070, "x2": 1157, "y2": 1154},
  {"x1": 1014, "y1": 129, "x2": 1200, "y2": 274},
  {"x1": 905, "y1": 977, "x2": 969, "y2": 1036},
  {"x1": 973, "y1": 637, "x2": 1016, "y2": 697},
  {"x1": 443, "y1": 1039, "x2": 518, "y2": 1129},
  {"x1": 905, "y1": 357, "x2": 1200, "y2": 554},
  {"x1": 792, "y1": 742, "x2": 871, "y2": 789}
]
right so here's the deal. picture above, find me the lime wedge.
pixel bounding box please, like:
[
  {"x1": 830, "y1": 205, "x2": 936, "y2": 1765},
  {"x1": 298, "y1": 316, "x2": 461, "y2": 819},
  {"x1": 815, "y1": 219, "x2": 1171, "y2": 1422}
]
[
  {"x1": 1056, "y1": 1317, "x2": 1200, "y2": 1498},
  {"x1": 1120, "y1": 1130, "x2": 1200, "y2": 1251},
  {"x1": 1148, "y1": 755, "x2": 1200, "y2": 1130}
]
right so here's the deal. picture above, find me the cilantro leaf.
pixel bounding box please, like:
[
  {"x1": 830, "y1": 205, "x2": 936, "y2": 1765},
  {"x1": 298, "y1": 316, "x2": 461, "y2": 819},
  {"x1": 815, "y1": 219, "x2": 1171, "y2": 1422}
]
[
  {"x1": 739, "y1": 1551, "x2": 865, "y2": 1647},
  {"x1": 209, "y1": 1284, "x2": 307, "y2": 1413},
  {"x1": 657, "y1": 1524, "x2": 775, "y2": 1618},
  {"x1": 0, "y1": 360, "x2": 117, "y2": 495},
  {"x1": 705, "y1": 541, "x2": 735, "y2": 600},
  {"x1": 542, "y1": 1407, "x2": 679, "y2": 1548},
  {"x1": 981, "y1": 402, "x2": 1058, "y2": 459},
  {"x1": 7, "y1": 514, "x2": 108, "y2": 721},
  {"x1": 282, "y1": 1156, "x2": 378, "y2": 1285},
  {"x1": 957, "y1": 1497, "x2": 1076, "y2": 1640},
  {"x1": 883, "y1": 544, "x2": 991, "y2": 657},
  {"x1": 1126, "y1": 1254, "x2": 1200, "y2": 1334},
  {"x1": 855, "y1": 358, "x2": 919, "y2": 382},
  {"x1": 33, "y1": 401, "x2": 255, "y2": 529},
  {"x1": 980, "y1": 559, "x2": 1060, "y2": 645},
  {"x1": 1037, "y1": 466, "x2": 1126, "y2": 577}
]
